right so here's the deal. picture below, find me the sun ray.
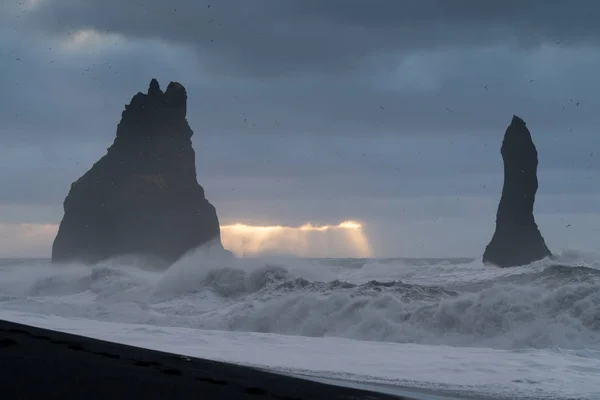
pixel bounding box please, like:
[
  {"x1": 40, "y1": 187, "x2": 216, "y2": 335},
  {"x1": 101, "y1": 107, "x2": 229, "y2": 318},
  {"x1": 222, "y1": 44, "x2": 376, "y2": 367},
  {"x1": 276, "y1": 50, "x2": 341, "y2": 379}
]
[{"x1": 220, "y1": 220, "x2": 372, "y2": 258}]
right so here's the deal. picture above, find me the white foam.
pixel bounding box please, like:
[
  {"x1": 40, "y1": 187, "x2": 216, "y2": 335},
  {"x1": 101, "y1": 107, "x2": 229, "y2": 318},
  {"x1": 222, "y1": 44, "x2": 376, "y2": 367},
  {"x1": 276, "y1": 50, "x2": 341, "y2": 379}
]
[
  {"x1": 0, "y1": 247, "x2": 599, "y2": 398},
  {"x1": 1, "y1": 312, "x2": 598, "y2": 400}
]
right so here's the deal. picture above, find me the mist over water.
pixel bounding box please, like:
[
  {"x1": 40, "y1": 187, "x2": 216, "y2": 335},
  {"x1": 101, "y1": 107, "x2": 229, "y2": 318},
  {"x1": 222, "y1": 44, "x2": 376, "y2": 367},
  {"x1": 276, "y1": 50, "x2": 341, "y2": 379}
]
[{"x1": 0, "y1": 247, "x2": 599, "y2": 352}]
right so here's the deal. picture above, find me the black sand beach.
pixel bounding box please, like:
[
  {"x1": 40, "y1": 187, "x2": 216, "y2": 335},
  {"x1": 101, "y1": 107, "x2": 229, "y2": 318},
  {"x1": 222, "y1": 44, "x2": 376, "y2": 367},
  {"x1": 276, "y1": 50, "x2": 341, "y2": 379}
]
[{"x1": 0, "y1": 319, "x2": 409, "y2": 399}]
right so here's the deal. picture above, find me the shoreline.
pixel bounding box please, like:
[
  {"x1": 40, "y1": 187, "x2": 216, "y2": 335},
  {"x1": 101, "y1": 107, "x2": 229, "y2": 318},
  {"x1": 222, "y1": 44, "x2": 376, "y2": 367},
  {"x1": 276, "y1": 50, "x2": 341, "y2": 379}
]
[{"x1": 0, "y1": 318, "x2": 409, "y2": 399}]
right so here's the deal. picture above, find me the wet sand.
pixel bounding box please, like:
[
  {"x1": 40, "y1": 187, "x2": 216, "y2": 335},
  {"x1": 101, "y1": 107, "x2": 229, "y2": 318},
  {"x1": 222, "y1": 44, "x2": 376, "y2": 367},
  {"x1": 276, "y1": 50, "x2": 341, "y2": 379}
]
[{"x1": 0, "y1": 319, "x2": 409, "y2": 399}]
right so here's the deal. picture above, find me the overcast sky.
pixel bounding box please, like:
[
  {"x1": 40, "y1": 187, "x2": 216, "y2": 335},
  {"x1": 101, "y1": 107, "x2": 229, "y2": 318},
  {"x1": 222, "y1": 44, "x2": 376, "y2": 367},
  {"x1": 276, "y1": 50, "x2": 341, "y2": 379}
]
[{"x1": 1, "y1": 0, "x2": 600, "y2": 258}]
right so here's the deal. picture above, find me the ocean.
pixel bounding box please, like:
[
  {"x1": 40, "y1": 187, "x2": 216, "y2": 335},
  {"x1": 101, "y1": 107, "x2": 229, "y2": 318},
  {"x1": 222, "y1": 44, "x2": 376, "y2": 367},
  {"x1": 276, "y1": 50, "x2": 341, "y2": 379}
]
[{"x1": 0, "y1": 249, "x2": 599, "y2": 399}]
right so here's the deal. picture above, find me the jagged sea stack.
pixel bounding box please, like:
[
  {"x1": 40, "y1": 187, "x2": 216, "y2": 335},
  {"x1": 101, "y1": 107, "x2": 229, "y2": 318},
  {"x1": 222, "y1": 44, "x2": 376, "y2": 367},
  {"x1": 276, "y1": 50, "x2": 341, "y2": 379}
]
[
  {"x1": 52, "y1": 79, "x2": 225, "y2": 265},
  {"x1": 483, "y1": 115, "x2": 551, "y2": 267}
]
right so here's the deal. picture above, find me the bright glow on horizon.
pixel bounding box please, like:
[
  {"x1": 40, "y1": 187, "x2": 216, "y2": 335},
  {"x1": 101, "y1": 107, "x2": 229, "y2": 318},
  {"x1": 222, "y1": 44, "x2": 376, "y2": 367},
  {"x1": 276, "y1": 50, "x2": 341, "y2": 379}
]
[
  {"x1": 0, "y1": 223, "x2": 58, "y2": 257},
  {"x1": 220, "y1": 220, "x2": 372, "y2": 258}
]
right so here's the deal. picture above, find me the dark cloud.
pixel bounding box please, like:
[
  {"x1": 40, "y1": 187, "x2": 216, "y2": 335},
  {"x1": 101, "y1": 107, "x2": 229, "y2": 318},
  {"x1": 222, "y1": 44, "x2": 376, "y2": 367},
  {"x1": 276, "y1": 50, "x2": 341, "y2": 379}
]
[
  {"x1": 3, "y1": 0, "x2": 599, "y2": 141},
  {"x1": 21, "y1": 0, "x2": 600, "y2": 76},
  {"x1": 2, "y1": 0, "x2": 600, "y2": 258}
]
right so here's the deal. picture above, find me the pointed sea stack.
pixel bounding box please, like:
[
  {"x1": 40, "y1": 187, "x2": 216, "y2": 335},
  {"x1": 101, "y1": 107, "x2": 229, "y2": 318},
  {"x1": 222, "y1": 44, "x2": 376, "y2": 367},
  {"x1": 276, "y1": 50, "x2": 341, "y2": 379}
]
[
  {"x1": 483, "y1": 115, "x2": 551, "y2": 267},
  {"x1": 52, "y1": 79, "x2": 226, "y2": 265}
]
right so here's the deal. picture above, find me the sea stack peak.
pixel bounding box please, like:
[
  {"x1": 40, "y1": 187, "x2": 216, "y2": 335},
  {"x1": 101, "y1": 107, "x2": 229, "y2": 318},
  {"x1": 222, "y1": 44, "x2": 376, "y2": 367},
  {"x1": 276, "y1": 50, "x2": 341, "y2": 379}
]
[
  {"x1": 483, "y1": 115, "x2": 551, "y2": 267},
  {"x1": 147, "y1": 78, "x2": 162, "y2": 96},
  {"x1": 52, "y1": 79, "x2": 227, "y2": 266},
  {"x1": 164, "y1": 81, "x2": 187, "y2": 118},
  {"x1": 511, "y1": 114, "x2": 525, "y2": 125}
]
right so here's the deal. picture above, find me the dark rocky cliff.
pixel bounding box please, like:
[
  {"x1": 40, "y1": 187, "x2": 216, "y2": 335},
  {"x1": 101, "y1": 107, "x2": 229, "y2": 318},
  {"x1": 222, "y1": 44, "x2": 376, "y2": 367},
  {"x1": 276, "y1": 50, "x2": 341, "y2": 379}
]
[
  {"x1": 52, "y1": 79, "x2": 226, "y2": 265},
  {"x1": 483, "y1": 115, "x2": 551, "y2": 267}
]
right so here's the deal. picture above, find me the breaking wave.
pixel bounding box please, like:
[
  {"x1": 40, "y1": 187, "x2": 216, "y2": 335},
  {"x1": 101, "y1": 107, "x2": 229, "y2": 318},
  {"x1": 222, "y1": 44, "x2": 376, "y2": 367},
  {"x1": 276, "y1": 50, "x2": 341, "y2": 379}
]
[{"x1": 0, "y1": 248, "x2": 599, "y2": 351}]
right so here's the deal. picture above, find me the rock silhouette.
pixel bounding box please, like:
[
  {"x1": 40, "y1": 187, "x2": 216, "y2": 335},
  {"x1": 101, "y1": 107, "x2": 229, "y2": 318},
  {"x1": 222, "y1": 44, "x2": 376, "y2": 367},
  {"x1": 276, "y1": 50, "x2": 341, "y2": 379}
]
[
  {"x1": 483, "y1": 115, "x2": 551, "y2": 267},
  {"x1": 52, "y1": 79, "x2": 227, "y2": 265}
]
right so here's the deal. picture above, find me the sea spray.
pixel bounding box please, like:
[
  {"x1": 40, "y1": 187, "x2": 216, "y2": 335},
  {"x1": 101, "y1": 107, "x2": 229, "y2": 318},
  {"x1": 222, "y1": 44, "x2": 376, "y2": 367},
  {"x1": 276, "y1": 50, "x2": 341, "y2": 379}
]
[{"x1": 0, "y1": 247, "x2": 598, "y2": 351}]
